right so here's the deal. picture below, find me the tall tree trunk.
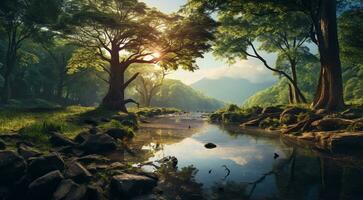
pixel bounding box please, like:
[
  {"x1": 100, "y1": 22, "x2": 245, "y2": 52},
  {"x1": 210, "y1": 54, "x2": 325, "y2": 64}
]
[
  {"x1": 101, "y1": 48, "x2": 127, "y2": 112},
  {"x1": 288, "y1": 84, "x2": 294, "y2": 104},
  {"x1": 312, "y1": 0, "x2": 345, "y2": 111},
  {"x1": 290, "y1": 61, "x2": 305, "y2": 103}
]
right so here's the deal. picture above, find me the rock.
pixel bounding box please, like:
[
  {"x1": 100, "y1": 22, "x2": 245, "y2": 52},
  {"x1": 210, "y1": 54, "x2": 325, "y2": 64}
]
[
  {"x1": 106, "y1": 128, "x2": 133, "y2": 140},
  {"x1": 65, "y1": 161, "x2": 92, "y2": 183},
  {"x1": 50, "y1": 132, "x2": 77, "y2": 147},
  {"x1": 0, "y1": 151, "x2": 27, "y2": 185},
  {"x1": 311, "y1": 118, "x2": 354, "y2": 131},
  {"x1": 65, "y1": 184, "x2": 87, "y2": 200},
  {"x1": 52, "y1": 179, "x2": 78, "y2": 200},
  {"x1": 262, "y1": 106, "x2": 283, "y2": 114},
  {"x1": 100, "y1": 117, "x2": 111, "y2": 123},
  {"x1": 89, "y1": 127, "x2": 102, "y2": 135},
  {"x1": 0, "y1": 139, "x2": 5, "y2": 150},
  {"x1": 85, "y1": 185, "x2": 104, "y2": 200},
  {"x1": 77, "y1": 154, "x2": 110, "y2": 165},
  {"x1": 28, "y1": 170, "x2": 64, "y2": 199},
  {"x1": 110, "y1": 173, "x2": 158, "y2": 198},
  {"x1": 74, "y1": 131, "x2": 92, "y2": 144},
  {"x1": 28, "y1": 153, "x2": 65, "y2": 179},
  {"x1": 204, "y1": 143, "x2": 217, "y2": 149},
  {"x1": 81, "y1": 134, "x2": 117, "y2": 154},
  {"x1": 54, "y1": 145, "x2": 74, "y2": 154},
  {"x1": 83, "y1": 118, "x2": 98, "y2": 126},
  {"x1": 17, "y1": 145, "x2": 42, "y2": 160}
]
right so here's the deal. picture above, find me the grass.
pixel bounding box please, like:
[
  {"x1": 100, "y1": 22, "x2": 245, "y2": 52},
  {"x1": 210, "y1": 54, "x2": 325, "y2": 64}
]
[
  {"x1": 0, "y1": 106, "x2": 94, "y2": 136},
  {"x1": 0, "y1": 105, "x2": 179, "y2": 148}
]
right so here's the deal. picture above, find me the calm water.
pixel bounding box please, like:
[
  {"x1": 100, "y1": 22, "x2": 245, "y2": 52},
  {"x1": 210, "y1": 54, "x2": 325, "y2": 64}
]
[{"x1": 131, "y1": 115, "x2": 363, "y2": 200}]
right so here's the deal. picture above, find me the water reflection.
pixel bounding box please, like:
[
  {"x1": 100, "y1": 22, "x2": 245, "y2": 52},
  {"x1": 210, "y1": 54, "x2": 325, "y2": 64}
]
[{"x1": 130, "y1": 118, "x2": 363, "y2": 200}]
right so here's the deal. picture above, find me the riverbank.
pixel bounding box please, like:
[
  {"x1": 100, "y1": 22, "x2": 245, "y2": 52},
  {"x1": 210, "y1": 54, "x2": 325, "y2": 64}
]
[
  {"x1": 210, "y1": 104, "x2": 363, "y2": 155},
  {"x1": 0, "y1": 106, "x2": 180, "y2": 199}
]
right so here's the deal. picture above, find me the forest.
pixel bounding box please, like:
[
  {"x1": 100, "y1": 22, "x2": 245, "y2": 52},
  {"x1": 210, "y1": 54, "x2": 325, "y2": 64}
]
[{"x1": 0, "y1": 0, "x2": 363, "y2": 200}]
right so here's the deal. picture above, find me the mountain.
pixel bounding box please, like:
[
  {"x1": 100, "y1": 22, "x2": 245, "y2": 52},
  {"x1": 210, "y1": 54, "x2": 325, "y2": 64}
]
[{"x1": 191, "y1": 77, "x2": 275, "y2": 105}]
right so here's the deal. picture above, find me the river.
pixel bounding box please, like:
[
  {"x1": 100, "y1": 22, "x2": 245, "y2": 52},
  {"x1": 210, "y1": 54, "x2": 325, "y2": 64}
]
[{"x1": 129, "y1": 113, "x2": 363, "y2": 200}]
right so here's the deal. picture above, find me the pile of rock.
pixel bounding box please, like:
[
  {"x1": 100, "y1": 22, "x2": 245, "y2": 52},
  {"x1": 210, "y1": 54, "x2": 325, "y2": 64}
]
[{"x1": 0, "y1": 122, "x2": 158, "y2": 200}]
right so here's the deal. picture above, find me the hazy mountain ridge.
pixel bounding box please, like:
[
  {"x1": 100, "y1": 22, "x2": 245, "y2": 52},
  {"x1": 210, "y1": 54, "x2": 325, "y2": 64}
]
[{"x1": 191, "y1": 77, "x2": 275, "y2": 104}]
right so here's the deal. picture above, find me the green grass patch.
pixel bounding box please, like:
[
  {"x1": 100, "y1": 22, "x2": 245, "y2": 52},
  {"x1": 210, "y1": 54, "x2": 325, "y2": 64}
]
[{"x1": 0, "y1": 106, "x2": 94, "y2": 139}]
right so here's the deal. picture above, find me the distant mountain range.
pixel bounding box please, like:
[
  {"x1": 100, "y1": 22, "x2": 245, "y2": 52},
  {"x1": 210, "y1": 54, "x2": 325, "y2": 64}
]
[{"x1": 191, "y1": 77, "x2": 275, "y2": 105}]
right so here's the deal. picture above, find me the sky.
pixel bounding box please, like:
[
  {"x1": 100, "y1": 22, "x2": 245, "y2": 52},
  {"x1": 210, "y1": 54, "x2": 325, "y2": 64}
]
[{"x1": 140, "y1": 0, "x2": 276, "y2": 85}]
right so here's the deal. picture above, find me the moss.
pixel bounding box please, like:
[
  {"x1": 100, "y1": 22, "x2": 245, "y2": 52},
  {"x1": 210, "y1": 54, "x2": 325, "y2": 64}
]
[
  {"x1": 99, "y1": 120, "x2": 135, "y2": 139},
  {"x1": 259, "y1": 117, "x2": 280, "y2": 129}
]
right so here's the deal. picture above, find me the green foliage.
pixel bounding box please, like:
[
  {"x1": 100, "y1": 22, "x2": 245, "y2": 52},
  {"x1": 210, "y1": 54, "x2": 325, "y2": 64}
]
[
  {"x1": 209, "y1": 104, "x2": 261, "y2": 124},
  {"x1": 340, "y1": 8, "x2": 363, "y2": 105}
]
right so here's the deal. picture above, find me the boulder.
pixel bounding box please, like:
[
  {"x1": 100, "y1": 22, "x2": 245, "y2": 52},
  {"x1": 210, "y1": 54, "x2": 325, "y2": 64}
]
[
  {"x1": 17, "y1": 145, "x2": 42, "y2": 160},
  {"x1": 110, "y1": 173, "x2": 157, "y2": 198},
  {"x1": 0, "y1": 139, "x2": 5, "y2": 150},
  {"x1": 65, "y1": 184, "x2": 87, "y2": 200},
  {"x1": 52, "y1": 179, "x2": 78, "y2": 200},
  {"x1": 0, "y1": 151, "x2": 27, "y2": 185},
  {"x1": 81, "y1": 134, "x2": 117, "y2": 154},
  {"x1": 85, "y1": 185, "x2": 104, "y2": 200},
  {"x1": 89, "y1": 127, "x2": 102, "y2": 135},
  {"x1": 311, "y1": 118, "x2": 354, "y2": 131},
  {"x1": 77, "y1": 154, "x2": 110, "y2": 165},
  {"x1": 204, "y1": 143, "x2": 217, "y2": 149},
  {"x1": 50, "y1": 132, "x2": 77, "y2": 147},
  {"x1": 28, "y1": 170, "x2": 64, "y2": 199},
  {"x1": 74, "y1": 131, "x2": 92, "y2": 144},
  {"x1": 65, "y1": 161, "x2": 92, "y2": 183},
  {"x1": 83, "y1": 118, "x2": 98, "y2": 126},
  {"x1": 28, "y1": 153, "x2": 65, "y2": 179},
  {"x1": 262, "y1": 106, "x2": 283, "y2": 114},
  {"x1": 106, "y1": 128, "x2": 133, "y2": 140}
]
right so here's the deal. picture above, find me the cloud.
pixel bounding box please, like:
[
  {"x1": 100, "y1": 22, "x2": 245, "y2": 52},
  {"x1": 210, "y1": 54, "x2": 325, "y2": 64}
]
[{"x1": 168, "y1": 59, "x2": 276, "y2": 85}]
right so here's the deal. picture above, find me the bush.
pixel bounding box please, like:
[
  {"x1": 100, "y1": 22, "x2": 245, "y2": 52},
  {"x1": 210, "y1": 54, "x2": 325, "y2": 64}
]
[{"x1": 222, "y1": 112, "x2": 249, "y2": 124}]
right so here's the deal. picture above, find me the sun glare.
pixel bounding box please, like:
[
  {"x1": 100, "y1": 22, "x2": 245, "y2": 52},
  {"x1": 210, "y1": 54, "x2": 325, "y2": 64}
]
[{"x1": 153, "y1": 51, "x2": 161, "y2": 58}]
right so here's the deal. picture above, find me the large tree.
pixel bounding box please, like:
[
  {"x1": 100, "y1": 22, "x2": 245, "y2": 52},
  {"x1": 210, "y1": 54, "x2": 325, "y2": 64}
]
[
  {"x1": 128, "y1": 64, "x2": 168, "y2": 107},
  {"x1": 211, "y1": 5, "x2": 310, "y2": 104},
  {"x1": 65, "y1": 0, "x2": 214, "y2": 112},
  {"x1": 0, "y1": 0, "x2": 62, "y2": 103},
  {"x1": 188, "y1": 0, "x2": 356, "y2": 110}
]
